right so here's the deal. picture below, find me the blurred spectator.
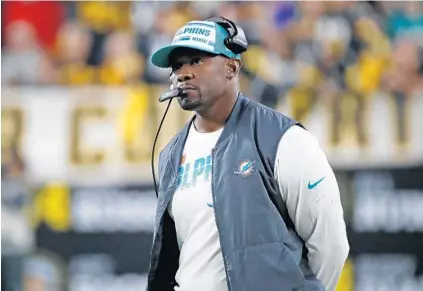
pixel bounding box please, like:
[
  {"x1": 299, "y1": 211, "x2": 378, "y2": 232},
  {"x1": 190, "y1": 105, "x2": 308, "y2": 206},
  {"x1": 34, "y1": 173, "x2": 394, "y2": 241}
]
[
  {"x1": 273, "y1": 2, "x2": 297, "y2": 31},
  {"x1": 98, "y1": 31, "x2": 144, "y2": 85},
  {"x1": 75, "y1": 1, "x2": 132, "y2": 66},
  {"x1": 345, "y1": 15, "x2": 391, "y2": 96},
  {"x1": 56, "y1": 21, "x2": 95, "y2": 85},
  {"x1": 2, "y1": 1, "x2": 64, "y2": 53},
  {"x1": 382, "y1": 38, "x2": 423, "y2": 97},
  {"x1": 1, "y1": 21, "x2": 56, "y2": 85},
  {"x1": 386, "y1": 2, "x2": 423, "y2": 45},
  {"x1": 379, "y1": 38, "x2": 423, "y2": 145},
  {"x1": 76, "y1": 1, "x2": 131, "y2": 34},
  {"x1": 132, "y1": 1, "x2": 163, "y2": 37}
]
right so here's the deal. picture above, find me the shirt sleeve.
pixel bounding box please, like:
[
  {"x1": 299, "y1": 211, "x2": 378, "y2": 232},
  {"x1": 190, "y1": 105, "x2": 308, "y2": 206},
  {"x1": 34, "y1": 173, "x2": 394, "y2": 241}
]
[{"x1": 274, "y1": 125, "x2": 349, "y2": 291}]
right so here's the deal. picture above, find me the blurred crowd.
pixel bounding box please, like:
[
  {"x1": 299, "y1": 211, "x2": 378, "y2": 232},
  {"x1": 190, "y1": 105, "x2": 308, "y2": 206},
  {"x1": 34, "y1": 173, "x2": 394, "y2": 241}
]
[{"x1": 1, "y1": 1, "x2": 423, "y2": 110}]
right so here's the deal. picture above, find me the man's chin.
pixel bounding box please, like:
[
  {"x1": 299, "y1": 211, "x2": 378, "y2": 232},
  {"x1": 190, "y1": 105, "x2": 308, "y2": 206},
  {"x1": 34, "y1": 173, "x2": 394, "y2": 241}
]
[{"x1": 178, "y1": 99, "x2": 201, "y2": 111}]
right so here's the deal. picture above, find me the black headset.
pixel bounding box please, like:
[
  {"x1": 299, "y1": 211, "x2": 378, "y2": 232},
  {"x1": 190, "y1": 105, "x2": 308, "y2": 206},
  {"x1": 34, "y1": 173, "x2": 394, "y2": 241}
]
[{"x1": 206, "y1": 16, "x2": 249, "y2": 55}]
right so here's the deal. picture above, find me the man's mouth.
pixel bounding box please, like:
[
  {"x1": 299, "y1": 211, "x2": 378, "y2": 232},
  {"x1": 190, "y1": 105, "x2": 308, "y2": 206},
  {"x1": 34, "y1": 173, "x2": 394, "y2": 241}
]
[
  {"x1": 178, "y1": 86, "x2": 197, "y2": 99},
  {"x1": 178, "y1": 85, "x2": 197, "y2": 92}
]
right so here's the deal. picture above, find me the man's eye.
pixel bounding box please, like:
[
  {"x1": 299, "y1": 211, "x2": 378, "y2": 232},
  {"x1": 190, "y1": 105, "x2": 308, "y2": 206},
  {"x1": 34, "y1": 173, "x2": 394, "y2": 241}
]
[{"x1": 192, "y1": 58, "x2": 203, "y2": 65}]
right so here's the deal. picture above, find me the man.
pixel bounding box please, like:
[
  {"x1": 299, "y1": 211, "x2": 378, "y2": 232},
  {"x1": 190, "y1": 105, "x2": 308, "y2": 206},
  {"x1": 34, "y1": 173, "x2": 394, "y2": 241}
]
[{"x1": 147, "y1": 17, "x2": 349, "y2": 291}]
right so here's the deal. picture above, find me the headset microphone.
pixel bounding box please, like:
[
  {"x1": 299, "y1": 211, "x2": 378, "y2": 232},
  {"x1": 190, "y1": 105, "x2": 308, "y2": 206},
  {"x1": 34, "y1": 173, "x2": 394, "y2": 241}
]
[{"x1": 159, "y1": 87, "x2": 183, "y2": 103}]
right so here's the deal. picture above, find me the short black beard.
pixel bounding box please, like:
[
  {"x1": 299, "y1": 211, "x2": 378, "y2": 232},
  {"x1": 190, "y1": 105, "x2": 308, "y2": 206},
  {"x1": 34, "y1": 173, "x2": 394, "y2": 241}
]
[
  {"x1": 177, "y1": 89, "x2": 203, "y2": 111},
  {"x1": 178, "y1": 99, "x2": 202, "y2": 111}
]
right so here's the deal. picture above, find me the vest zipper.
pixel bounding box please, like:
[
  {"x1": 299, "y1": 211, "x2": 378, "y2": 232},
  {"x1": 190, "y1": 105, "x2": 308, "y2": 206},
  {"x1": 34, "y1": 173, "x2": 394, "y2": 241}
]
[{"x1": 211, "y1": 147, "x2": 232, "y2": 290}]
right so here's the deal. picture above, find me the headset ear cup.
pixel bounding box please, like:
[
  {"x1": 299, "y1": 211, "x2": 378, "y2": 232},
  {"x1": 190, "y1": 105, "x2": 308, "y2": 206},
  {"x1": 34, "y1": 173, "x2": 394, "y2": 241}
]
[
  {"x1": 225, "y1": 33, "x2": 246, "y2": 55},
  {"x1": 224, "y1": 37, "x2": 236, "y2": 53},
  {"x1": 206, "y1": 16, "x2": 248, "y2": 55}
]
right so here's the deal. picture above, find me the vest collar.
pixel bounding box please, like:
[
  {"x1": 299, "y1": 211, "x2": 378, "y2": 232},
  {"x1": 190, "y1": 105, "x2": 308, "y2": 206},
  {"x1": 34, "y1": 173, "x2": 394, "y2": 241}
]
[{"x1": 168, "y1": 93, "x2": 248, "y2": 176}]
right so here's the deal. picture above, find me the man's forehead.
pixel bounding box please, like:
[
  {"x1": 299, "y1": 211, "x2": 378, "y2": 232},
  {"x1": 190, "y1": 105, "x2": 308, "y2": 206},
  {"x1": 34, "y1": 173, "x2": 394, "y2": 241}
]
[{"x1": 169, "y1": 48, "x2": 216, "y2": 63}]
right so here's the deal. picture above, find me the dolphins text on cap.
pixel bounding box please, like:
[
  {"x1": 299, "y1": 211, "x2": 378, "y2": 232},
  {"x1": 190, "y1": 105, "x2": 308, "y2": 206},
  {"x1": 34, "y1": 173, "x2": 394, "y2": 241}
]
[{"x1": 176, "y1": 27, "x2": 211, "y2": 37}]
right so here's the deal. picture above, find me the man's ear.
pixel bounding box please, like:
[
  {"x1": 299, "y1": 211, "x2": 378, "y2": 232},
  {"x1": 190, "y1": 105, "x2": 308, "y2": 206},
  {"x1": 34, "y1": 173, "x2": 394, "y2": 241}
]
[{"x1": 226, "y1": 59, "x2": 241, "y2": 79}]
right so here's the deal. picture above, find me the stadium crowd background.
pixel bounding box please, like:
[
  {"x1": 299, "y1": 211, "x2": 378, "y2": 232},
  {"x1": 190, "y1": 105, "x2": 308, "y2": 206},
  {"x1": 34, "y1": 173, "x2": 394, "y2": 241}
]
[
  {"x1": 2, "y1": 1, "x2": 423, "y2": 291},
  {"x1": 2, "y1": 1, "x2": 423, "y2": 101}
]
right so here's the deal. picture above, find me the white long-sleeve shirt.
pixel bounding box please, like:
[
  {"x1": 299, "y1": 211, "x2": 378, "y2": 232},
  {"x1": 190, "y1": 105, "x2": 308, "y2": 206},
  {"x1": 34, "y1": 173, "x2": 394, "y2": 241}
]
[
  {"x1": 168, "y1": 124, "x2": 349, "y2": 291},
  {"x1": 276, "y1": 125, "x2": 350, "y2": 290}
]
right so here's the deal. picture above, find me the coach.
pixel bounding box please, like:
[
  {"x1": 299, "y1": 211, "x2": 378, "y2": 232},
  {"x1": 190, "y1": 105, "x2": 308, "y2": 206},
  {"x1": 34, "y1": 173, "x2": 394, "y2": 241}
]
[{"x1": 146, "y1": 17, "x2": 349, "y2": 291}]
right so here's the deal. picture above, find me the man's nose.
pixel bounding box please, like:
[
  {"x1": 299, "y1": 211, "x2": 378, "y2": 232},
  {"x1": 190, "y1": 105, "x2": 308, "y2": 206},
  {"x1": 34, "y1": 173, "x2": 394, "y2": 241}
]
[{"x1": 177, "y1": 65, "x2": 194, "y2": 82}]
